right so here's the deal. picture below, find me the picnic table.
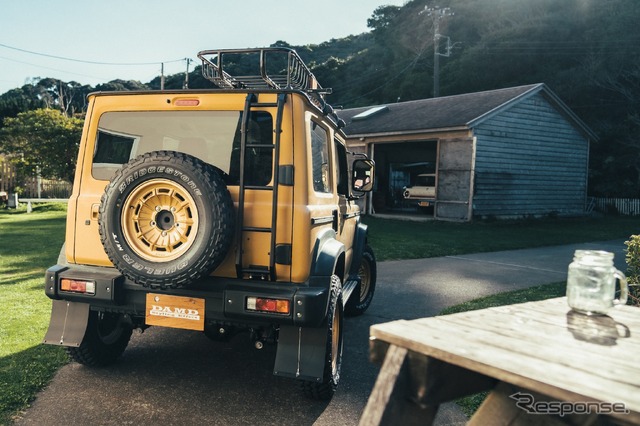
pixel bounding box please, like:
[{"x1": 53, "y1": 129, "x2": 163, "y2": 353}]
[{"x1": 360, "y1": 297, "x2": 640, "y2": 425}]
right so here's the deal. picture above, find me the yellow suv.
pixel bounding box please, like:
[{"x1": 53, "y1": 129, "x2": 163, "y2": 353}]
[{"x1": 44, "y1": 48, "x2": 376, "y2": 399}]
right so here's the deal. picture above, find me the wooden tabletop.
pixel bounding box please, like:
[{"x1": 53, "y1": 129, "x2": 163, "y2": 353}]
[{"x1": 368, "y1": 297, "x2": 640, "y2": 422}]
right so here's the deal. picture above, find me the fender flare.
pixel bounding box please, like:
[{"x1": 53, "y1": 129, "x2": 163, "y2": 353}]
[
  {"x1": 348, "y1": 220, "x2": 369, "y2": 277},
  {"x1": 311, "y1": 228, "x2": 345, "y2": 279}
]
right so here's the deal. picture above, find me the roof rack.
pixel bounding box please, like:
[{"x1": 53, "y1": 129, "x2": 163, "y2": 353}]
[
  {"x1": 198, "y1": 47, "x2": 331, "y2": 95},
  {"x1": 197, "y1": 48, "x2": 343, "y2": 128}
]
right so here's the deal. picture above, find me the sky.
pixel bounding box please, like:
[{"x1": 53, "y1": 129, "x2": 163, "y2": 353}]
[{"x1": 0, "y1": 0, "x2": 407, "y2": 95}]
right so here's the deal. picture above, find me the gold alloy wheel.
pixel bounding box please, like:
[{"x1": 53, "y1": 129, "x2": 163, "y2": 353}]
[
  {"x1": 121, "y1": 178, "x2": 199, "y2": 262},
  {"x1": 358, "y1": 259, "x2": 371, "y2": 303},
  {"x1": 331, "y1": 302, "x2": 341, "y2": 376}
]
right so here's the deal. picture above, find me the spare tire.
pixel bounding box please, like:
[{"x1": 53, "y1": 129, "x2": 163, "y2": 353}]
[{"x1": 99, "y1": 151, "x2": 235, "y2": 288}]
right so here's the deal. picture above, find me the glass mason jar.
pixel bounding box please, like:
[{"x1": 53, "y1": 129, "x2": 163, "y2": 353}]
[{"x1": 566, "y1": 250, "x2": 628, "y2": 315}]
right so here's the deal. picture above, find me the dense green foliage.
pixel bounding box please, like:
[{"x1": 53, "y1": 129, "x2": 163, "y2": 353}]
[
  {"x1": 625, "y1": 235, "x2": 640, "y2": 304},
  {"x1": 0, "y1": 0, "x2": 638, "y2": 196},
  {"x1": 0, "y1": 109, "x2": 83, "y2": 183}
]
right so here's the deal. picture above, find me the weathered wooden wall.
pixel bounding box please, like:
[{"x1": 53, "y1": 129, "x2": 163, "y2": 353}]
[
  {"x1": 471, "y1": 93, "x2": 589, "y2": 218},
  {"x1": 436, "y1": 137, "x2": 474, "y2": 221}
]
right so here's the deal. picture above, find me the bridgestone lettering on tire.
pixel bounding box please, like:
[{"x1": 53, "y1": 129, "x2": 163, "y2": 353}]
[{"x1": 99, "y1": 151, "x2": 235, "y2": 288}]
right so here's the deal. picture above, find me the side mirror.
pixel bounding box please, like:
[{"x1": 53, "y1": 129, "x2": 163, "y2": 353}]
[{"x1": 352, "y1": 159, "x2": 375, "y2": 193}]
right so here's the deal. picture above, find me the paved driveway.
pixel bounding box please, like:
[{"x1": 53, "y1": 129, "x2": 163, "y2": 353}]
[{"x1": 14, "y1": 239, "x2": 628, "y2": 425}]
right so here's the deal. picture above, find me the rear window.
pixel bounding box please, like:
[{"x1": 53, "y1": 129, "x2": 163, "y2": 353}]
[{"x1": 92, "y1": 110, "x2": 273, "y2": 186}]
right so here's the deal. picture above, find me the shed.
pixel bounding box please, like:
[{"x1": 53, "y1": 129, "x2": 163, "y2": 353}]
[{"x1": 338, "y1": 83, "x2": 597, "y2": 221}]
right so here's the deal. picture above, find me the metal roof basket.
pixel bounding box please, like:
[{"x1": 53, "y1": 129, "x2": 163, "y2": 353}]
[{"x1": 197, "y1": 48, "x2": 331, "y2": 104}]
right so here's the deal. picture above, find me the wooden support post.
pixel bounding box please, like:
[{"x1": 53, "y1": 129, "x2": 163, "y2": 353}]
[{"x1": 360, "y1": 345, "x2": 440, "y2": 426}]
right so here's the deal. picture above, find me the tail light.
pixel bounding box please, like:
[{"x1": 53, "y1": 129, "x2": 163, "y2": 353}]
[
  {"x1": 246, "y1": 297, "x2": 290, "y2": 314},
  {"x1": 60, "y1": 278, "x2": 95, "y2": 295}
]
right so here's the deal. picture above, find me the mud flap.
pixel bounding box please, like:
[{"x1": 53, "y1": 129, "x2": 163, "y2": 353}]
[
  {"x1": 274, "y1": 324, "x2": 327, "y2": 382},
  {"x1": 43, "y1": 300, "x2": 90, "y2": 347}
]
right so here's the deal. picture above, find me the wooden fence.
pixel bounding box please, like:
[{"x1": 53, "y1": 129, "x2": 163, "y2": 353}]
[
  {"x1": 0, "y1": 155, "x2": 17, "y2": 193},
  {"x1": 0, "y1": 156, "x2": 72, "y2": 199},
  {"x1": 22, "y1": 176, "x2": 72, "y2": 199},
  {"x1": 592, "y1": 197, "x2": 640, "y2": 216}
]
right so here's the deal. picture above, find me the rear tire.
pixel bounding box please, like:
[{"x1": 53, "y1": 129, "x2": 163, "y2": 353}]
[
  {"x1": 300, "y1": 275, "x2": 343, "y2": 400},
  {"x1": 99, "y1": 151, "x2": 235, "y2": 288},
  {"x1": 345, "y1": 245, "x2": 376, "y2": 316},
  {"x1": 67, "y1": 311, "x2": 132, "y2": 367}
]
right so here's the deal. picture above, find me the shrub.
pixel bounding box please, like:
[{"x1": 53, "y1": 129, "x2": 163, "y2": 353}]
[{"x1": 624, "y1": 235, "x2": 640, "y2": 306}]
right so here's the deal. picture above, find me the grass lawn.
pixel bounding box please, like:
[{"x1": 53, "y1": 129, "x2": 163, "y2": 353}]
[
  {"x1": 363, "y1": 215, "x2": 640, "y2": 261},
  {"x1": 0, "y1": 206, "x2": 638, "y2": 423},
  {"x1": 0, "y1": 203, "x2": 69, "y2": 425}
]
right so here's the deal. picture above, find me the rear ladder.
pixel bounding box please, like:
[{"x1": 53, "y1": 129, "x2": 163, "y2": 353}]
[{"x1": 235, "y1": 92, "x2": 288, "y2": 281}]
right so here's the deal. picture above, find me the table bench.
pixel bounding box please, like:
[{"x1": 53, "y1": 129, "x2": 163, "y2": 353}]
[{"x1": 360, "y1": 297, "x2": 640, "y2": 425}]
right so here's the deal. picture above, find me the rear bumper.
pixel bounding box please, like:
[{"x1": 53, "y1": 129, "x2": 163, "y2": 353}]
[{"x1": 45, "y1": 264, "x2": 331, "y2": 328}]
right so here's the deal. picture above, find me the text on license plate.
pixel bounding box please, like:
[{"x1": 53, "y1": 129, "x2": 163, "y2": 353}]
[{"x1": 145, "y1": 293, "x2": 205, "y2": 331}]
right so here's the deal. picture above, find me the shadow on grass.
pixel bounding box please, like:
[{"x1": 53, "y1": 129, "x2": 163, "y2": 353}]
[
  {"x1": 0, "y1": 344, "x2": 68, "y2": 424},
  {"x1": 0, "y1": 268, "x2": 48, "y2": 286}
]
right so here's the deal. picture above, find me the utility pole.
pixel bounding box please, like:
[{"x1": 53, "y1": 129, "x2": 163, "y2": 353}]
[
  {"x1": 183, "y1": 58, "x2": 192, "y2": 89},
  {"x1": 161, "y1": 63, "x2": 165, "y2": 90},
  {"x1": 420, "y1": 6, "x2": 454, "y2": 98}
]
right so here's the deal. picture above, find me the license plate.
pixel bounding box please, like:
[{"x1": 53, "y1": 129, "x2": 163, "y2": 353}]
[
  {"x1": 418, "y1": 201, "x2": 431, "y2": 207},
  {"x1": 146, "y1": 294, "x2": 205, "y2": 331}
]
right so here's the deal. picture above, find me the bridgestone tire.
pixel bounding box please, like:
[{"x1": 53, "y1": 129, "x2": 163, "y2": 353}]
[
  {"x1": 99, "y1": 151, "x2": 235, "y2": 288},
  {"x1": 345, "y1": 245, "x2": 377, "y2": 316},
  {"x1": 67, "y1": 311, "x2": 132, "y2": 367},
  {"x1": 300, "y1": 275, "x2": 343, "y2": 400}
]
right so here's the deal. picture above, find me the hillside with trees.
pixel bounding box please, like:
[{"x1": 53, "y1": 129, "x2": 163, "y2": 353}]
[{"x1": 1, "y1": 0, "x2": 638, "y2": 197}]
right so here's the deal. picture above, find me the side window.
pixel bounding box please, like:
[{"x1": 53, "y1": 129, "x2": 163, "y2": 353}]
[
  {"x1": 311, "y1": 121, "x2": 331, "y2": 193},
  {"x1": 92, "y1": 131, "x2": 138, "y2": 180},
  {"x1": 334, "y1": 139, "x2": 349, "y2": 196},
  {"x1": 228, "y1": 111, "x2": 274, "y2": 186}
]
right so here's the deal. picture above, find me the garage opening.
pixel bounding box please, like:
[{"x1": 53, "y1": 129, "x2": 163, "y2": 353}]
[{"x1": 371, "y1": 140, "x2": 438, "y2": 216}]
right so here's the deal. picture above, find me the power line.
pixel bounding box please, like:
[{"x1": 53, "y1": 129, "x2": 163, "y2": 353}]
[
  {"x1": 0, "y1": 55, "x2": 108, "y2": 82},
  {"x1": 0, "y1": 42, "x2": 184, "y2": 66}
]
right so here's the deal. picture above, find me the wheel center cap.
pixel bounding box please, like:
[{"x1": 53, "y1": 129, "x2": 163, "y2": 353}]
[{"x1": 155, "y1": 210, "x2": 175, "y2": 230}]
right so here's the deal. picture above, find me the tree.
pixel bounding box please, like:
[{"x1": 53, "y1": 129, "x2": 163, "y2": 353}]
[
  {"x1": 0, "y1": 86, "x2": 48, "y2": 125},
  {"x1": 367, "y1": 5, "x2": 401, "y2": 36},
  {"x1": 94, "y1": 79, "x2": 149, "y2": 92},
  {"x1": 0, "y1": 108, "x2": 83, "y2": 184}
]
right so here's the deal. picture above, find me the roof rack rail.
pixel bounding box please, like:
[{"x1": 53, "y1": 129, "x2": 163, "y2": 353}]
[
  {"x1": 197, "y1": 47, "x2": 331, "y2": 103},
  {"x1": 197, "y1": 48, "x2": 345, "y2": 128}
]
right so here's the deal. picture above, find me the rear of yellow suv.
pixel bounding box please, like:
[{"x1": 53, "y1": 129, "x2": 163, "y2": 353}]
[{"x1": 44, "y1": 48, "x2": 376, "y2": 400}]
